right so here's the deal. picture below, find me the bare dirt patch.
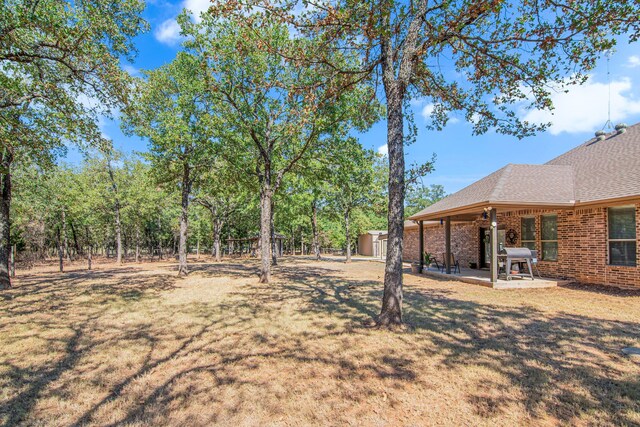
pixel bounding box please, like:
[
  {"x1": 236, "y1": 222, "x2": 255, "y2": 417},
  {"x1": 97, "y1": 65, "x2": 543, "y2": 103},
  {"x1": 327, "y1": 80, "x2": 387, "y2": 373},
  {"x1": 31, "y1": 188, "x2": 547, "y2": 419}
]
[{"x1": 1, "y1": 256, "x2": 638, "y2": 426}]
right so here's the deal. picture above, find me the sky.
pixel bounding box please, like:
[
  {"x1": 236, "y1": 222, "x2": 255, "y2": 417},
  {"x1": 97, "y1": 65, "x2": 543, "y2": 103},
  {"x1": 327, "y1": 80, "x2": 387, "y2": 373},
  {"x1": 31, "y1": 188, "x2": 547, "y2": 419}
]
[{"x1": 86, "y1": 0, "x2": 640, "y2": 196}]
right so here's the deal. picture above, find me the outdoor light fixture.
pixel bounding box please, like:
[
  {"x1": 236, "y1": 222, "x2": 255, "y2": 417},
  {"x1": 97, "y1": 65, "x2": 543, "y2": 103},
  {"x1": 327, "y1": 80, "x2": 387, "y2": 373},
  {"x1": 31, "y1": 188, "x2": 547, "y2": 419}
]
[
  {"x1": 482, "y1": 211, "x2": 488, "y2": 220},
  {"x1": 440, "y1": 218, "x2": 443, "y2": 225}
]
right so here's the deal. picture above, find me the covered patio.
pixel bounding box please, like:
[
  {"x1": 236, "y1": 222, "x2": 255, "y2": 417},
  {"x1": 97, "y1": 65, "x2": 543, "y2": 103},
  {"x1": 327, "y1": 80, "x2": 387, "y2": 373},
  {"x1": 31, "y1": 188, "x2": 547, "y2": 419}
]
[
  {"x1": 418, "y1": 266, "x2": 570, "y2": 289},
  {"x1": 407, "y1": 164, "x2": 576, "y2": 287}
]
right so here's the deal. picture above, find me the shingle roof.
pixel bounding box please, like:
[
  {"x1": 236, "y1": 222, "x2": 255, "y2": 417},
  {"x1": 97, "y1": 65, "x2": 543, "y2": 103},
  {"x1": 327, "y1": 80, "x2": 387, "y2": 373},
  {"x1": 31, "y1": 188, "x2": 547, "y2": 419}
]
[
  {"x1": 408, "y1": 123, "x2": 640, "y2": 220},
  {"x1": 546, "y1": 123, "x2": 640, "y2": 203}
]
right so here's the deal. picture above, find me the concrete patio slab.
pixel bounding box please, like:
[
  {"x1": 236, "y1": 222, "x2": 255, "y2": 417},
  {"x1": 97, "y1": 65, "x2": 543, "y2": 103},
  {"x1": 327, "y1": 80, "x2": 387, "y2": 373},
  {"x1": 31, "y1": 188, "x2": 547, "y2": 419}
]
[{"x1": 419, "y1": 267, "x2": 571, "y2": 289}]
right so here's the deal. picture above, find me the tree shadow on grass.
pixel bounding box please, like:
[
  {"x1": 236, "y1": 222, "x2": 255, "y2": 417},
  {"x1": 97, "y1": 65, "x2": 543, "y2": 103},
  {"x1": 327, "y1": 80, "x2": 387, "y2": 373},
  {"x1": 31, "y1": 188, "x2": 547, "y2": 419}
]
[
  {"x1": 255, "y1": 263, "x2": 640, "y2": 424},
  {"x1": 1, "y1": 259, "x2": 638, "y2": 425}
]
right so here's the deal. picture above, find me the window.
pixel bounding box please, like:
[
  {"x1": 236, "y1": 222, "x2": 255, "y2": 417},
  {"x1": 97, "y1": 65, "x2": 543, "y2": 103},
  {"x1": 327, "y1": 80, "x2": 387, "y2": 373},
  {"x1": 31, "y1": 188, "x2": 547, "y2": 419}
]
[
  {"x1": 608, "y1": 207, "x2": 636, "y2": 266},
  {"x1": 541, "y1": 215, "x2": 558, "y2": 261},
  {"x1": 521, "y1": 217, "x2": 536, "y2": 251}
]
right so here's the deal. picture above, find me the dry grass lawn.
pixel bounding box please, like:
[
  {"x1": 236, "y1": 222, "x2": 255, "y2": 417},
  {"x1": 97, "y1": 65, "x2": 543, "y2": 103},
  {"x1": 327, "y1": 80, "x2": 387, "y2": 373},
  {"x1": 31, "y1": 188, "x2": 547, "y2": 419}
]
[{"x1": 1, "y1": 256, "x2": 639, "y2": 426}]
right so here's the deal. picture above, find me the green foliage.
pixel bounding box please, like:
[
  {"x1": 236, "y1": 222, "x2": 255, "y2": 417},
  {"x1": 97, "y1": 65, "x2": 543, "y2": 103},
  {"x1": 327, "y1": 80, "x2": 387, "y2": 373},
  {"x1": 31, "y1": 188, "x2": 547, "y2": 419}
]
[
  {"x1": 123, "y1": 52, "x2": 216, "y2": 189},
  {"x1": 1, "y1": 0, "x2": 147, "y2": 165},
  {"x1": 238, "y1": 0, "x2": 640, "y2": 137},
  {"x1": 405, "y1": 183, "x2": 446, "y2": 218},
  {"x1": 423, "y1": 252, "x2": 435, "y2": 267},
  {"x1": 181, "y1": 12, "x2": 382, "y2": 194},
  {"x1": 11, "y1": 154, "x2": 173, "y2": 257}
]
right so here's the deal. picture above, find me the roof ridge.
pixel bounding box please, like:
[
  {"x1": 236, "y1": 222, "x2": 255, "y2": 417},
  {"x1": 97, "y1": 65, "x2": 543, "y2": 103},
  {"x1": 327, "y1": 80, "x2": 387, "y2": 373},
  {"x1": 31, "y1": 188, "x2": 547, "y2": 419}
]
[
  {"x1": 488, "y1": 163, "x2": 512, "y2": 202},
  {"x1": 546, "y1": 122, "x2": 640, "y2": 165}
]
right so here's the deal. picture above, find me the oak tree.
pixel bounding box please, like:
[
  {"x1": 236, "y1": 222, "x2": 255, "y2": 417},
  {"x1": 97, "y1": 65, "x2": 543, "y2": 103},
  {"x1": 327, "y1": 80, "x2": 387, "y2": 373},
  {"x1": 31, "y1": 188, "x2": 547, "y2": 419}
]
[
  {"x1": 184, "y1": 15, "x2": 376, "y2": 282},
  {"x1": 219, "y1": 0, "x2": 640, "y2": 325},
  {"x1": 0, "y1": 0, "x2": 147, "y2": 288}
]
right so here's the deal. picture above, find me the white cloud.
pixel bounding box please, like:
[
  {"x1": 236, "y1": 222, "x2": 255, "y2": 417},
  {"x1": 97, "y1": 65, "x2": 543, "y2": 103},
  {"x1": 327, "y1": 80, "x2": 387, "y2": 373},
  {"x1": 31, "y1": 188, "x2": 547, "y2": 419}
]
[
  {"x1": 520, "y1": 76, "x2": 640, "y2": 135},
  {"x1": 377, "y1": 144, "x2": 388, "y2": 156},
  {"x1": 410, "y1": 97, "x2": 427, "y2": 107},
  {"x1": 420, "y1": 103, "x2": 434, "y2": 120},
  {"x1": 154, "y1": 19, "x2": 182, "y2": 45},
  {"x1": 122, "y1": 64, "x2": 141, "y2": 77},
  {"x1": 154, "y1": 0, "x2": 213, "y2": 45},
  {"x1": 414, "y1": 99, "x2": 460, "y2": 125},
  {"x1": 183, "y1": 0, "x2": 211, "y2": 23},
  {"x1": 627, "y1": 55, "x2": 640, "y2": 68}
]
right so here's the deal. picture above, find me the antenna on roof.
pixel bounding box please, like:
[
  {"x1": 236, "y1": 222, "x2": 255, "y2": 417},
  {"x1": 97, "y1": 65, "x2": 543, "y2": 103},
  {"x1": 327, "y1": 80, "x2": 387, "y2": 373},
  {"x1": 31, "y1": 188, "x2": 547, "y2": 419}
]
[{"x1": 602, "y1": 49, "x2": 615, "y2": 131}]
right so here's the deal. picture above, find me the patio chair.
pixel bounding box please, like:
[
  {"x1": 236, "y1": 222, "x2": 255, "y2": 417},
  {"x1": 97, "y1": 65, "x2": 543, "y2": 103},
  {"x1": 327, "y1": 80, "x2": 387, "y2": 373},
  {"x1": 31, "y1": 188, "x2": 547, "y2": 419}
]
[{"x1": 440, "y1": 253, "x2": 460, "y2": 274}]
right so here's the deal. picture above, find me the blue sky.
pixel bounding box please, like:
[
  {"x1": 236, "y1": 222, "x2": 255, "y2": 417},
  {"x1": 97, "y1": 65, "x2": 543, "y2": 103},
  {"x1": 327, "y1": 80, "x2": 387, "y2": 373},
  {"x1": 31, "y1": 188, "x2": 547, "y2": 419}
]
[{"x1": 87, "y1": 0, "x2": 640, "y2": 195}]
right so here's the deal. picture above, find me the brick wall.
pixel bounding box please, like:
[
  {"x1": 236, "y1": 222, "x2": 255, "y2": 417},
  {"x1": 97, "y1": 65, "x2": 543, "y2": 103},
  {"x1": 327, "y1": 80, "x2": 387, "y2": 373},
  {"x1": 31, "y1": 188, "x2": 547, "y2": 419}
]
[
  {"x1": 403, "y1": 201, "x2": 640, "y2": 288},
  {"x1": 404, "y1": 223, "x2": 478, "y2": 267}
]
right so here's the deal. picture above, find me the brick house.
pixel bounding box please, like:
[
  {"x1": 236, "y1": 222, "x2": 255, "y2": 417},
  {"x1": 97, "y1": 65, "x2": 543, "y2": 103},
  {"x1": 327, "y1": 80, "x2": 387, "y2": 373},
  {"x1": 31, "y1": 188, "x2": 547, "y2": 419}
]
[{"x1": 405, "y1": 123, "x2": 640, "y2": 288}]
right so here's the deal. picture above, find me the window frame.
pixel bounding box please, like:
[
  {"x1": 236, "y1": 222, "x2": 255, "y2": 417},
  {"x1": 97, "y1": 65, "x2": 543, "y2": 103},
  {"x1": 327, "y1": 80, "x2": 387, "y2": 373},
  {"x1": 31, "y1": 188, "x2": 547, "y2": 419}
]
[
  {"x1": 540, "y1": 214, "x2": 558, "y2": 261},
  {"x1": 608, "y1": 206, "x2": 637, "y2": 267},
  {"x1": 520, "y1": 216, "x2": 536, "y2": 251}
]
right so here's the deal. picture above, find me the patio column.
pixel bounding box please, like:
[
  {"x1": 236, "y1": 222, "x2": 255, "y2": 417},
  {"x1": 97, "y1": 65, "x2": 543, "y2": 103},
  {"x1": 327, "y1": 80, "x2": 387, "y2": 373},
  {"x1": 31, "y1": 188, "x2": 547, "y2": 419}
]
[
  {"x1": 418, "y1": 220, "x2": 424, "y2": 272},
  {"x1": 445, "y1": 216, "x2": 451, "y2": 274},
  {"x1": 490, "y1": 208, "x2": 498, "y2": 283}
]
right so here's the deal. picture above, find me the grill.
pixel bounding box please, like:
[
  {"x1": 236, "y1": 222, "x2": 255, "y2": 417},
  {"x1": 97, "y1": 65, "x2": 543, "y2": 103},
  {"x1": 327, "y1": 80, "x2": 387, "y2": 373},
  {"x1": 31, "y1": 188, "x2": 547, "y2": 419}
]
[{"x1": 498, "y1": 247, "x2": 535, "y2": 280}]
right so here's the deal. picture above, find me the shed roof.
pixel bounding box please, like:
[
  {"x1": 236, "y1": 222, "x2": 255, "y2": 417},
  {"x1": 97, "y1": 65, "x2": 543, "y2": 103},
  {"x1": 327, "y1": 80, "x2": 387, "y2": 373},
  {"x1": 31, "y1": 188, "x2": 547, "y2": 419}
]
[
  {"x1": 408, "y1": 123, "x2": 640, "y2": 221},
  {"x1": 365, "y1": 230, "x2": 387, "y2": 235}
]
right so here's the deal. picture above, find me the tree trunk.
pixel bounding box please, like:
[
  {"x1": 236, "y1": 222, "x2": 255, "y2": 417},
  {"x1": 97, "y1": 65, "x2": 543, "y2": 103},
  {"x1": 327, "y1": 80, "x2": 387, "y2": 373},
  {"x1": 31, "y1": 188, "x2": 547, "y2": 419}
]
[
  {"x1": 0, "y1": 151, "x2": 12, "y2": 289},
  {"x1": 157, "y1": 216, "x2": 163, "y2": 260},
  {"x1": 123, "y1": 232, "x2": 128, "y2": 259},
  {"x1": 107, "y1": 162, "x2": 122, "y2": 264},
  {"x1": 88, "y1": 245, "x2": 92, "y2": 270},
  {"x1": 135, "y1": 226, "x2": 140, "y2": 263},
  {"x1": 114, "y1": 215, "x2": 122, "y2": 263},
  {"x1": 61, "y1": 207, "x2": 71, "y2": 261},
  {"x1": 378, "y1": 83, "x2": 405, "y2": 327},
  {"x1": 290, "y1": 227, "x2": 295, "y2": 255},
  {"x1": 271, "y1": 203, "x2": 277, "y2": 266},
  {"x1": 213, "y1": 219, "x2": 222, "y2": 262},
  {"x1": 10, "y1": 244, "x2": 15, "y2": 278},
  {"x1": 70, "y1": 221, "x2": 82, "y2": 256},
  {"x1": 177, "y1": 164, "x2": 191, "y2": 275},
  {"x1": 259, "y1": 180, "x2": 272, "y2": 283},
  {"x1": 57, "y1": 228, "x2": 64, "y2": 273},
  {"x1": 311, "y1": 200, "x2": 320, "y2": 260},
  {"x1": 344, "y1": 210, "x2": 351, "y2": 263}
]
